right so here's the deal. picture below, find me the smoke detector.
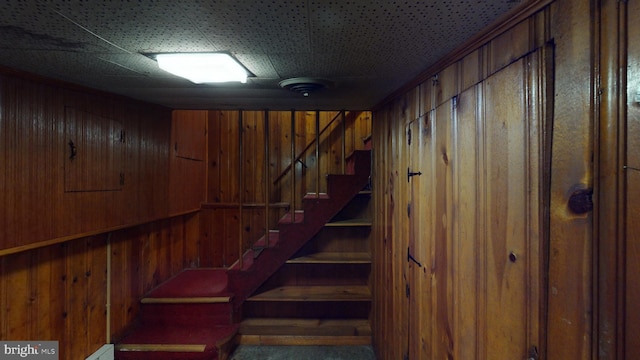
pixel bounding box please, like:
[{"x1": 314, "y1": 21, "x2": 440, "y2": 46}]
[{"x1": 279, "y1": 77, "x2": 332, "y2": 97}]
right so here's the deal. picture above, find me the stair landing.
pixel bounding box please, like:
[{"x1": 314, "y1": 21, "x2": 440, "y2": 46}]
[{"x1": 116, "y1": 269, "x2": 237, "y2": 360}]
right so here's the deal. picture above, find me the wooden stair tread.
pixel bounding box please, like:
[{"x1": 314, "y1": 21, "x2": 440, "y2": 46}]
[
  {"x1": 141, "y1": 296, "x2": 231, "y2": 304},
  {"x1": 325, "y1": 219, "x2": 372, "y2": 227},
  {"x1": 145, "y1": 269, "x2": 230, "y2": 299},
  {"x1": 246, "y1": 285, "x2": 371, "y2": 302},
  {"x1": 117, "y1": 324, "x2": 238, "y2": 350},
  {"x1": 236, "y1": 335, "x2": 371, "y2": 346},
  {"x1": 287, "y1": 252, "x2": 371, "y2": 264},
  {"x1": 237, "y1": 318, "x2": 372, "y2": 345}
]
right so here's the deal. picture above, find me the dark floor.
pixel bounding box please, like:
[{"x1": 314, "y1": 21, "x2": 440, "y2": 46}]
[{"x1": 229, "y1": 345, "x2": 377, "y2": 360}]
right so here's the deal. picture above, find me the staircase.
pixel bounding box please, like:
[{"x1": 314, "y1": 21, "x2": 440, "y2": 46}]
[
  {"x1": 115, "y1": 150, "x2": 371, "y2": 360},
  {"x1": 238, "y1": 189, "x2": 372, "y2": 345}
]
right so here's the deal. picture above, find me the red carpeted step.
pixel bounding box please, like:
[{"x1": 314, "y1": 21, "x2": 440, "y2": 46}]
[
  {"x1": 139, "y1": 269, "x2": 235, "y2": 327},
  {"x1": 145, "y1": 269, "x2": 230, "y2": 298},
  {"x1": 278, "y1": 210, "x2": 305, "y2": 224},
  {"x1": 115, "y1": 324, "x2": 238, "y2": 360}
]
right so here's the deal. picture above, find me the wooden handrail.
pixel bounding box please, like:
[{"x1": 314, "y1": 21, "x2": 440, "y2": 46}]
[{"x1": 273, "y1": 110, "x2": 352, "y2": 185}]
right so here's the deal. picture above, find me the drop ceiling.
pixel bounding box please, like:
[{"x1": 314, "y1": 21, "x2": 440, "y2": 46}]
[{"x1": 0, "y1": 0, "x2": 522, "y2": 110}]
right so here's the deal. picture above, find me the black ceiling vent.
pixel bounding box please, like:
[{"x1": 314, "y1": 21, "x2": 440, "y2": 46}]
[{"x1": 279, "y1": 77, "x2": 332, "y2": 97}]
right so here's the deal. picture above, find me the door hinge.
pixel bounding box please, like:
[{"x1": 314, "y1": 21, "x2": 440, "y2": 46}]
[
  {"x1": 407, "y1": 247, "x2": 423, "y2": 267},
  {"x1": 407, "y1": 167, "x2": 422, "y2": 182},
  {"x1": 407, "y1": 203, "x2": 411, "y2": 217},
  {"x1": 119, "y1": 173, "x2": 125, "y2": 186},
  {"x1": 405, "y1": 283, "x2": 410, "y2": 298}
]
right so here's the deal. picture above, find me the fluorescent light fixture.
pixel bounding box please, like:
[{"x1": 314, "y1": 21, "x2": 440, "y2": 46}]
[{"x1": 156, "y1": 53, "x2": 248, "y2": 84}]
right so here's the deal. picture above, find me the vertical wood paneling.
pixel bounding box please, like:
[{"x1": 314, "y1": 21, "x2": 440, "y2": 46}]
[
  {"x1": 487, "y1": 20, "x2": 532, "y2": 75},
  {"x1": 372, "y1": 15, "x2": 552, "y2": 359},
  {"x1": 454, "y1": 85, "x2": 480, "y2": 360},
  {"x1": 109, "y1": 215, "x2": 198, "y2": 342},
  {"x1": 170, "y1": 110, "x2": 207, "y2": 214},
  {"x1": 86, "y1": 236, "x2": 108, "y2": 353},
  {"x1": 0, "y1": 75, "x2": 15, "y2": 249},
  {"x1": 393, "y1": 100, "x2": 409, "y2": 360},
  {"x1": 213, "y1": 111, "x2": 240, "y2": 203},
  {"x1": 435, "y1": 63, "x2": 458, "y2": 108},
  {"x1": 546, "y1": 0, "x2": 594, "y2": 356},
  {"x1": 0, "y1": 71, "x2": 179, "y2": 254},
  {"x1": 0, "y1": 69, "x2": 208, "y2": 359},
  {"x1": 174, "y1": 110, "x2": 206, "y2": 161},
  {"x1": 628, "y1": 2, "x2": 640, "y2": 171},
  {"x1": 434, "y1": 99, "x2": 454, "y2": 359},
  {"x1": 625, "y1": 1, "x2": 640, "y2": 356},
  {"x1": 2, "y1": 251, "x2": 31, "y2": 339},
  {"x1": 483, "y1": 58, "x2": 529, "y2": 356},
  {"x1": 420, "y1": 79, "x2": 433, "y2": 115},
  {"x1": 626, "y1": 170, "x2": 640, "y2": 358},
  {"x1": 460, "y1": 49, "x2": 483, "y2": 93}
]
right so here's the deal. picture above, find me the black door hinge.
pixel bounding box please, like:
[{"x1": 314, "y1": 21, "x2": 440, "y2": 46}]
[
  {"x1": 405, "y1": 283, "x2": 410, "y2": 298},
  {"x1": 407, "y1": 167, "x2": 422, "y2": 182},
  {"x1": 407, "y1": 247, "x2": 423, "y2": 267}
]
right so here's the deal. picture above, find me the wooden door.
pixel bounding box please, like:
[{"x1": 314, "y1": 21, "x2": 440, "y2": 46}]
[
  {"x1": 403, "y1": 48, "x2": 549, "y2": 359},
  {"x1": 478, "y1": 53, "x2": 544, "y2": 358},
  {"x1": 406, "y1": 115, "x2": 432, "y2": 360}
]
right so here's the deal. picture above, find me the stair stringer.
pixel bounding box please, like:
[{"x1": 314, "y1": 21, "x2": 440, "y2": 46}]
[{"x1": 226, "y1": 150, "x2": 371, "y2": 311}]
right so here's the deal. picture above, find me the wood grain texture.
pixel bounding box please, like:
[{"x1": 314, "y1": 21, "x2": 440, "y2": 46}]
[
  {"x1": 201, "y1": 110, "x2": 371, "y2": 267},
  {"x1": 169, "y1": 110, "x2": 207, "y2": 215},
  {"x1": 626, "y1": 171, "x2": 640, "y2": 358},
  {"x1": 0, "y1": 70, "x2": 206, "y2": 358},
  {"x1": 0, "y1": 72, "x2": 179, "y2": 254},
  {"x1": 546, "y1": 0, "x2": 594, "y2": 357},
  {"x1": 372, "y1": 13, "x2": 552, "y2": 359},
  {"x1": 625, "y1": 1, "x2": 640, "y2": 357}
]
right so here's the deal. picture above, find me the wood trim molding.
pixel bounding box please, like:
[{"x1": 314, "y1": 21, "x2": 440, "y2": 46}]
[{"x1": 0, "y1": 209, "x2": 200, "y2": 257}]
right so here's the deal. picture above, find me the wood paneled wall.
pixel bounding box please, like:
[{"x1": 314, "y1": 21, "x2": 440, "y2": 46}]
[
  {"x1": 371, "y1": 0, "x2": 600, "y2": 358},
  {"x1": 0, "y1": 214, "x2": 198, "y2": 360},
  {"x1": 622, "y1": 0, "x2": 639, "y2": 357},
  {"x1": 169, "y1": 110, "x2": 207, "y2": 214},
  {"x1": 0, "y1": 72, "x2": 190, "y2": 253},
  {"x1": 201, "y1": 110, "x2": 371, "y2": 267},
  {"x1": 0, "y1": 72, "x2": 207, "y2": 358}
]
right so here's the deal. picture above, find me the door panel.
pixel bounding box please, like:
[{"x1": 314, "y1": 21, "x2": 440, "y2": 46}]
[
  {"x1": 482, "y1": 56, "x2": 534, "y2": 357},
  {"x1": 404, "y1": 49, "x2": 548, "y2": 359},
  {"x1": 453, "y1": 85, "x2": 480, "y2": 360},
  {"x1": 407, "y1": 112, "x2": 435, "y2": 360}
]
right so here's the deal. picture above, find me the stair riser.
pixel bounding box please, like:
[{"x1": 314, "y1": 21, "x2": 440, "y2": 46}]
[
  {"x1": 260, "y1": 264, "x2": 370, "y2": 287},
  {"x1": 243, "y1": 301, "x2": 371, "y2": 319},
  {"x1": 140, "y1": 303, "x2": 234, "y2": 326}
]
